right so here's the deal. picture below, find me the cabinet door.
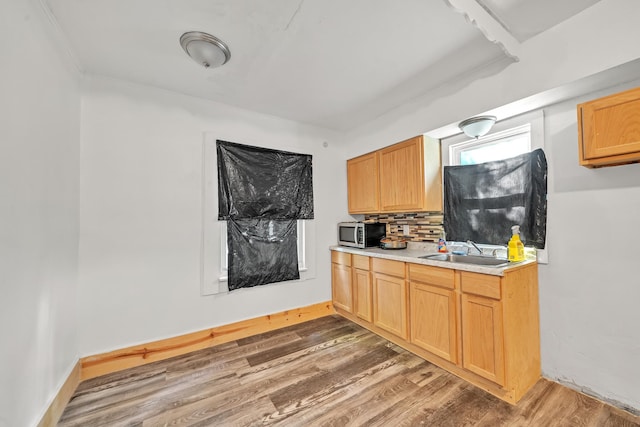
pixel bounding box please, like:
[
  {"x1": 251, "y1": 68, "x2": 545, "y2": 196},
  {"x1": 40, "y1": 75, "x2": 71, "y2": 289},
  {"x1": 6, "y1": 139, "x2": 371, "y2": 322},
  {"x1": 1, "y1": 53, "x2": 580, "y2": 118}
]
[
  {"x1": 373, "y1": 273, "x2": 408, "y2": 339},
  {"x1": 579, "y1": 86, "x2": 640, "y2": 167},
  {"x1": 410, "y1": 282, "x2": 457, "y2": 363},
  {"x1": 379, "y1": 136, "x2": 424, "y2": 212},
  {"x1": 347, "y1": 152, "x2": 380, "y2": 213},
  {"x1": 332, "y1": 263, "x2": 353, "y2": 313},
  {"x1": 354, "y1": 268, "x2": 372, "y2": 322},
  {"x1": 461, "y1": 294, "x2": 505, "y2": 386}
]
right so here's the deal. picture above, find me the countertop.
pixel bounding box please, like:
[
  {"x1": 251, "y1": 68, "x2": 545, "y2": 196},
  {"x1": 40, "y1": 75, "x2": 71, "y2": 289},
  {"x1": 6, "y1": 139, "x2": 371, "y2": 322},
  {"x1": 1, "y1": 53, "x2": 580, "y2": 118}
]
[{"x1": 330, "y1": 244, "x2": 537, "y2": 277}]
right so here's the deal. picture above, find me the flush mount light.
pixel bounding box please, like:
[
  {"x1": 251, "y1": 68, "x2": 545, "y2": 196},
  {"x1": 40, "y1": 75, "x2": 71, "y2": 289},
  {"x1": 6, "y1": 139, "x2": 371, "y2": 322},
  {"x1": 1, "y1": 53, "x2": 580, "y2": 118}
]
[
  {"x1": 458, "y1": 115, "x2": 497, "y2": 139},
  {"x1": 180, "y1": 31, "x2": 231, "y2": 69}
]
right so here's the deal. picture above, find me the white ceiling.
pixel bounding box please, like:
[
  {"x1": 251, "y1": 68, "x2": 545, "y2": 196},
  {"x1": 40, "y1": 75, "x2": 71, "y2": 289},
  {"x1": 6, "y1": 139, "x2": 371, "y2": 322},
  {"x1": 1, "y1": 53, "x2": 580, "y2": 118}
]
[
  {"x1": 45, "y1": 0, "x2": 600, "y2": 131},
  {"x1": 477, "y1": 0, "x2": 601, "y2": 42}
]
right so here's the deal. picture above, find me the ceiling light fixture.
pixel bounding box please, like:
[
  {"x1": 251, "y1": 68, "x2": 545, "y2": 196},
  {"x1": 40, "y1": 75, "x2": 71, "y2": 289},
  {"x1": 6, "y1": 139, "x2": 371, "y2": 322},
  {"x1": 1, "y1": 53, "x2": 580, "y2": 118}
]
[
  {"x1": 458, "y1": 115, "x2": 497, "y2": 139},
  {"x1": 180, "y1": 31, "x2": 231, "y2": 69}
]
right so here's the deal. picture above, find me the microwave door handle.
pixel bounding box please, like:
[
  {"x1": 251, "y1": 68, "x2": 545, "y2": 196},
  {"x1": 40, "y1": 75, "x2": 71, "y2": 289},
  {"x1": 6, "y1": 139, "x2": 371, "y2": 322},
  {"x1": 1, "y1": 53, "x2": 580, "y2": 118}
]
[{"x1": 354, "y1": 226, "x2": 358, "y2": 245}]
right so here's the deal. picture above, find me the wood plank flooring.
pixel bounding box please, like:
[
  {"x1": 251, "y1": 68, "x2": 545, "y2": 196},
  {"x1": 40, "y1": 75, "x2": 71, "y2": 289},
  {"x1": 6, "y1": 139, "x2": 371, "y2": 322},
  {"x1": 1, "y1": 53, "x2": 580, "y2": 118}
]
[{"x1": 58, "y1": 315, "x2": 640, "y2": 426}]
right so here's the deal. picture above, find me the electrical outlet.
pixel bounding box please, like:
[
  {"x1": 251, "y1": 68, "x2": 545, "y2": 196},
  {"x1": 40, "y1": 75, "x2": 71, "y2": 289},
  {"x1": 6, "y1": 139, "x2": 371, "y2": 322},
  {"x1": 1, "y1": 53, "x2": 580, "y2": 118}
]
[{"x1": 402, "y1": 225, "x2": 410, "y2": 235}]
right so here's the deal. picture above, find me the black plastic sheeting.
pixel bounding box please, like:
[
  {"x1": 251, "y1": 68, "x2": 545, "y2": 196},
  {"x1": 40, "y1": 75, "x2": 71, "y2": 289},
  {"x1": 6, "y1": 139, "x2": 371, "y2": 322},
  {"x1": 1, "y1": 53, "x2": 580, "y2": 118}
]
[
  {"x1": 227, "y1": 219, "x2": 299, "y2": 291},
  {"x1": 217, "y1": 140, "x2": 314, "y2": 220},
  {"x1": 443, "y1": 148, "x2": 547, "y2": 248},
  {"x1": 217, "y1": 140, "x2": 313, "y2": 291}
]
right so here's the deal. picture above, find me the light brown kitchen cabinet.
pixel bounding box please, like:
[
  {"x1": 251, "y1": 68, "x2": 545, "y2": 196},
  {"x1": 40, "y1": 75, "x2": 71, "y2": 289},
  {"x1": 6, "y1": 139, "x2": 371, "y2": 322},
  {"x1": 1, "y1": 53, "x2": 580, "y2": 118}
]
[
  {"x1": 458, "y1": 268, "x2": 540, "y2": 402},
  {"x1": 409, "y1": 264, "x2": 457, "y2": 363},
  {"x1": 346, "y1": 152, "x2": 380, "y2": 213},
  {"x1": 379, "y1": 135, "x2": 442, "y2": 213},
  {"x1": 345, "y1": 135, "x2": 442, "y2": 214},
  {"x1": 352, "y1": 254, "x2": 373, "y2": 322},
  {"x1": 578, "y1": 86, "x2": 640, "y2": 168},
  {"x1": 372, "y1": 258, "x2": 408, "y2": 340},
  {"x1": 331, "y1": 251, "x2": 353, "y2": 313},
  {"x1": 461, "y1": 293, "x2": 505, "y2": 386},
  {"x1": 331, "y1": 248, "x2": 540, "y2": 404}
]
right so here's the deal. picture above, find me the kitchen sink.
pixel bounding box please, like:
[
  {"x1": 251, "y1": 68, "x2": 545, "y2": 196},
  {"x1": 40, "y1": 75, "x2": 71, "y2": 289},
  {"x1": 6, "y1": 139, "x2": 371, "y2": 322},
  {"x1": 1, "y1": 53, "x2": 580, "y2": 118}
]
[{"x1": 419, "y1": 253, "x2": 510, "y2": 267}]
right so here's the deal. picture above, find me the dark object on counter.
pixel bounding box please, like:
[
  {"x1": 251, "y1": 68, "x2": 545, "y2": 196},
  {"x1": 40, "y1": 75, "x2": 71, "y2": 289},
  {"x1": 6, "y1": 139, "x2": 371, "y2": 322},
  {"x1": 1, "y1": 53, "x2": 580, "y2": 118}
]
[
  {"x1": 443, "y1": 148, "x2": 547, "y2": 248},
  {"x1": 380, "y1": 238, "x2": 408, "y2": 250}
]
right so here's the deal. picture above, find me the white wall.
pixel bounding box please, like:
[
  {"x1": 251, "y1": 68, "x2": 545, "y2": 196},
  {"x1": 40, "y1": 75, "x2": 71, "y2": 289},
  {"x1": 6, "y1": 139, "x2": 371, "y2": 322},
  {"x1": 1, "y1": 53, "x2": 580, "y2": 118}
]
[
  {"x1": 0, "y1": 1, "x2": 81, "y2": 426},
  {"x1": 338, "y1": 0, "x2": 640, "y2": 412},
  {"x1": 77, "y1": 77, "x2": 347, "y2": 356},
  {"x1": 539, "y1": 80, "x2": 640, "y2": 411}
]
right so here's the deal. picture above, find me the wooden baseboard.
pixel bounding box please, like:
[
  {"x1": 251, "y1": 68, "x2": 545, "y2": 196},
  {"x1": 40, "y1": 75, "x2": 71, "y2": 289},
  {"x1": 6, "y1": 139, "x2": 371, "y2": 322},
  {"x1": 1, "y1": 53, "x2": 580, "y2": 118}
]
[
  {"x1": 37, "y1": 360, "x2": 81, "y2": 427},
  {"x1": 81, "y1": 301, "x2": 335, "y2": 380}
]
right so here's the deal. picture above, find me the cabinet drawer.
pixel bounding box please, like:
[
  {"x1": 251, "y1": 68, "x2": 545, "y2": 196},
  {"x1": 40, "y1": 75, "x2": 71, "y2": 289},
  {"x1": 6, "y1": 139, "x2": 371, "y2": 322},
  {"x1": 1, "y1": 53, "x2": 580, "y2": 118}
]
[
  {"x1": 331, "y1": 251, "x2": 351, "y2": 267},
  {"x1": 371, "y1": 258, "x2": 405, "y2": 278},
  {"x1": 461, "y1": 272, "x2": 501, "y2": 300},
  {"x1": 409, "y1": 263, "x2": 454, "y2": 289},
  {"x1": 352, "y1": 254, "x2": 370, "y2": 271}
]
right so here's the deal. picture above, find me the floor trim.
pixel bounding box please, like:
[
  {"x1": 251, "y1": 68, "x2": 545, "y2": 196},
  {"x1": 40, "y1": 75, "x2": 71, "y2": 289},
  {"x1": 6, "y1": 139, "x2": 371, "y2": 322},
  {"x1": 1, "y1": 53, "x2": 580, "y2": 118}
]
[
  {"x1": 80, "y1": 301, "x2": 334, "y2": 380},
  {"x1": 37, "y1": 360, "x2": 81, "y2": 427}
]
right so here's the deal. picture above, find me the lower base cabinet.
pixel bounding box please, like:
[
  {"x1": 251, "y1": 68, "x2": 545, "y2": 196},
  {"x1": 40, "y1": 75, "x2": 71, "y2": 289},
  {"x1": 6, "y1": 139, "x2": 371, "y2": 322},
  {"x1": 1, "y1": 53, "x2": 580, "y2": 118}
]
[
  {"x1": 461, "y1": 294, "x2": 505, "y2": 386},
  {"x1": 331, "y1": 252, "x2": 353, "y2": 313},
  {"x1": 372, "y1": 272, "x2": 408, "y2": 340},
  {"x1": 353, "y1": 267, "x2": 372, "y2": 322},
  {"x1": 330, "y1": 249, "x2": 540, "y2": 404},
  {"x1": 410, "y1": 282, "x2": 457, "y2": 363}
]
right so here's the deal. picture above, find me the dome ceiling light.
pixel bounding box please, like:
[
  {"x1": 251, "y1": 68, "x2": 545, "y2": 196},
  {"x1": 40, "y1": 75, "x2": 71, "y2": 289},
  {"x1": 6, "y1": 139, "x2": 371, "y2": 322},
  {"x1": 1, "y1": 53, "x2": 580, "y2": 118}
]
[
  {"x1": 458, "y1": 115, "x2": 497, "y2": 139},
  {"x1": 180, "y1": 31, "x2": 231, "y2": 69}
]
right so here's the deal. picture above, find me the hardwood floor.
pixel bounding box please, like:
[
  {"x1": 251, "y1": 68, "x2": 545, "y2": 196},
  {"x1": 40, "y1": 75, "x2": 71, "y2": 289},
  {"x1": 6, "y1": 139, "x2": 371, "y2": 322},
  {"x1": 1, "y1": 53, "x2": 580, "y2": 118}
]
[{"x1": 59, "y1": 315, "x2": 640, "y2": 426}]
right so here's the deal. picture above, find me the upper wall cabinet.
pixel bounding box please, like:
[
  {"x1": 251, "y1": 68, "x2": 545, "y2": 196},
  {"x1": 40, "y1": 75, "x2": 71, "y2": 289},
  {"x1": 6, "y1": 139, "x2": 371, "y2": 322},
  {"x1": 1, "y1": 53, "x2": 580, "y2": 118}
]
[
  {"x1": 379, "y1": 136, "x2": 442, "y2": 213},
  {"x1": 347, "y1": 135, "x2": 442, "y2": 214},
  {"x1": 347, "y1": 152, "x2": 380, "y2": 214},
  {"x1": 578, "y1": 86, "x2": 640, "y2": 168}
]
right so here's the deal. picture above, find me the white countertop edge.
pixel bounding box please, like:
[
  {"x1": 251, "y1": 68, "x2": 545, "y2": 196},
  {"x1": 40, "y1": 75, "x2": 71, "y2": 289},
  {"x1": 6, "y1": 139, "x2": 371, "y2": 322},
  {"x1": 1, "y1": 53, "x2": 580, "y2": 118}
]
[{"x1": 330, "y1": 245, "x2": 536, "y2": 277}]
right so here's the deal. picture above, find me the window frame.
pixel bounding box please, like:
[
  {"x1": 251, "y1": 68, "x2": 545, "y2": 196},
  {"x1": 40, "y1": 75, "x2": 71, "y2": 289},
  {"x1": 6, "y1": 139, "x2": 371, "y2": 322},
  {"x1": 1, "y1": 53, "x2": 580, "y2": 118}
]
[
  {"x1": 441, "y1": 110, "x2": 545, "y2": 168},
  {"x1": 449, "y1": 123, "x2": 532, "y2": 166},
  {"x1": 200, "y1": 133, "x2": 316, "y2": 296}
]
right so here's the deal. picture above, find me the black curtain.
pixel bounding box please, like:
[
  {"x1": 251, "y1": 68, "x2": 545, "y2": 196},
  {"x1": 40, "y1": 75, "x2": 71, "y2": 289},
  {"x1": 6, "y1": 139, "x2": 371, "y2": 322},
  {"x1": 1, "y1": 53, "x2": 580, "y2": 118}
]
[
  {"x1": 227, "y1": 219, "x2": 299, "y2": 291},
  {"x1": 443, "y1": 148, "x2": 547, "y2": 248},
  {"x1": 217, "y1": 140, "x2": 313, "y2": 290},
  {"x1": 217, "y1": 140, "x2": 314, "y2": 220}
]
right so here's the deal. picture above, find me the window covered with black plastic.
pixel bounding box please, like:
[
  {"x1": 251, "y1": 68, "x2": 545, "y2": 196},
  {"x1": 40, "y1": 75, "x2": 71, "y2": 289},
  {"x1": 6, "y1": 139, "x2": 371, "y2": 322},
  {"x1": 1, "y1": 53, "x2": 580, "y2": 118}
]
[
  {"x1": 227, "y1": 219, "x2": 299, "y2": 291},
  {"x1": 443, "y1": 148, "x2": 547, "y2": 248},
  {"x1": 217, "y1": 140, "x2": 314, "y2": 220},
  {"x1": 216, "y1": 140, "x2": 313, "y2": 291}
]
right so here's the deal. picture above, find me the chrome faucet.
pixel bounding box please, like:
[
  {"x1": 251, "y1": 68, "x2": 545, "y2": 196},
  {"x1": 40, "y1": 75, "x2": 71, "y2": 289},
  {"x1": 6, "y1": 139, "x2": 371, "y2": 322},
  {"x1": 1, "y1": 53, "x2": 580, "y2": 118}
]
[{"x1": 466, "y1": 240, "x2": 483, "y2": 255}]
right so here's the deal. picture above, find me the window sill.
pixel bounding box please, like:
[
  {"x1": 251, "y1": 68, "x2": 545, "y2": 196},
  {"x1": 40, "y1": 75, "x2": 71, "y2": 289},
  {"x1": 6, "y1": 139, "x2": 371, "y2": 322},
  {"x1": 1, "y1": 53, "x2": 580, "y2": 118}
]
[{"x1": 218, "y1": 267, "x2": 309, "y2": 283}]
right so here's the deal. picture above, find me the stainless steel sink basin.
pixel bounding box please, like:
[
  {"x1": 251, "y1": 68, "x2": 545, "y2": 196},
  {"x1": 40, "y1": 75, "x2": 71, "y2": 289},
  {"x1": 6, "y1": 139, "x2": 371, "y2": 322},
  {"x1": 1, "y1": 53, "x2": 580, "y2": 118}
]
[{"x1": 419, "y1": 253, "x2": 509, "y2": 267}]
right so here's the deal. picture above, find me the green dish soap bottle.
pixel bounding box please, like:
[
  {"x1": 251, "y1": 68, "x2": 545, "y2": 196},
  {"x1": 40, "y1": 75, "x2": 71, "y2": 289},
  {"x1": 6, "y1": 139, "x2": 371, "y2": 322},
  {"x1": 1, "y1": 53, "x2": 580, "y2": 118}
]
[{"x1": 508, "y1": 225, "x2": 525, "y2": 262}]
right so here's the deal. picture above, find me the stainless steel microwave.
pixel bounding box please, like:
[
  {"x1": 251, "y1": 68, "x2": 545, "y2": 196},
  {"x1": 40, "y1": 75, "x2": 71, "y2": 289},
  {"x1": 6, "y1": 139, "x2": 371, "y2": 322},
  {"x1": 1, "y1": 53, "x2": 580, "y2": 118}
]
[{"x1": 338, "y1": 222, "x2": 386, "y2": 248}]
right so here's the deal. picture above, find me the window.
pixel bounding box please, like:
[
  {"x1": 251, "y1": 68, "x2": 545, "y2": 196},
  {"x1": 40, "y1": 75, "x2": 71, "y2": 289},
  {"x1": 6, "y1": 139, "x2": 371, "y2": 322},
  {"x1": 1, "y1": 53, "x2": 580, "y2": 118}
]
[
  {"x1": 439, "y1": 110, "x2": 548, "y2": 263},
  {"x1": 450, "y1": 124, "x2": 531, "y2": 166},
  {"x1": 441, "y1": 110, "x2": 544, "y2": 168},
  {"x1": 218, "y1": 219, "x2": 307, "y2": 283},
  {"x1": 201, "y1": 133, "x2": 317, "y2": 296}
]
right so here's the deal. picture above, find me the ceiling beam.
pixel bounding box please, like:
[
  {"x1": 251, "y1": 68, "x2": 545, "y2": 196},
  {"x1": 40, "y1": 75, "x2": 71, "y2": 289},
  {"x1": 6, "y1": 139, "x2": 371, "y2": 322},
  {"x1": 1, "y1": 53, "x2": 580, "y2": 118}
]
[{"x1": 443, "y1": 0, "x2": 521, "y2": 61}]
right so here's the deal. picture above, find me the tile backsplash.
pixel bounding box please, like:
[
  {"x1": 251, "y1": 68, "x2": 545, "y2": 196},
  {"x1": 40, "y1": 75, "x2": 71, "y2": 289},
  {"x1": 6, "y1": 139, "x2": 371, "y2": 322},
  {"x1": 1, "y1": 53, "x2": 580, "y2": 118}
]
[{"x1": 365, "y1": 212, "x2": 444, "y2": 242}]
